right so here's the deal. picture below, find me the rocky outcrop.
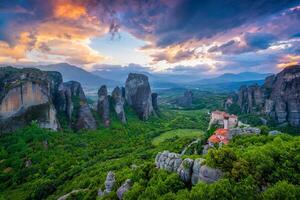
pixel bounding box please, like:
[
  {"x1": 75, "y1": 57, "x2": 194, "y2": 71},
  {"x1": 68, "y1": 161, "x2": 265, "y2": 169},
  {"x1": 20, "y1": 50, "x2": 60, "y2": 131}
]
[
  {"x1": 59, "y1": 81, "x2": 97, "y2": 130},
  {"x1": 0, "y1": 67, "x2": 97, "y2": 133},
  {"x1": 177, "y1": 90, "x2": 193, "y2": 107},
  {"x1": 117, "y1": 179, "x2": 132, "y2": 200},
  {"x1": 198, "y1": 165, "x2": 223, "y2": 184},
  {"x1": 97, "y1": 85, "x2": 110, "y2": 127},
  {"x1": 228, "y1": 127, "x2": 261, "y2": 139},
  {"x1": 104, "y1": 171, "x2": 116, "y2": 194},
  {"x1": 125, "y1": 73, "x2": 154, "y2": 120},
  {"x1": 112, "y1": 87, "x2": 126, "y2": 124},
  {"x1": 155, "y1": 151, "x2": 182, "y2": 173},
  {"x1": 0, "y1": 67, "x2": 61, "y2": 134},
  {"x1": 224, "y1": 96, "x2": 233, "y2": 110},
  {"x1": 238, "y1": 65, "x2": 300, "y2": 127},
  {"x1": 155, "y1": 151, "x2": 222, "y2": 185},
  {"x1": 177, "y1": 158, "x2": 194, "y2": 183}
]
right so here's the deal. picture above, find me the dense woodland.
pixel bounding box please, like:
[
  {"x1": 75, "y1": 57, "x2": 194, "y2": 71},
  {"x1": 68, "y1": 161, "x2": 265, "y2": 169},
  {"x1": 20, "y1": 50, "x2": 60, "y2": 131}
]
[{"x1": 0, "y1": 92, "x2": 299, "y2": 200}]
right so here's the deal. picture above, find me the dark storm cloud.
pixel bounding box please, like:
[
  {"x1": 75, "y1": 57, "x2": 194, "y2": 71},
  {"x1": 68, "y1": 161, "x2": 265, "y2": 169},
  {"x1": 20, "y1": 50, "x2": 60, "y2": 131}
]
[
  {"x1": 120, "y1": 0, "x2": 300, "y2": 47},
  {"x1": 244, "y1": 32, "x2": 277, "y2": 50}
]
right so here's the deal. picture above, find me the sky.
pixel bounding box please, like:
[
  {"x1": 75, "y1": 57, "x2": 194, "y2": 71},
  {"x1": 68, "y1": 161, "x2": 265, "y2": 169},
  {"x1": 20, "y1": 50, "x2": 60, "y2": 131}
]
[{"x1": 1, "y1": 0, "x2": 300, "y2": 76}]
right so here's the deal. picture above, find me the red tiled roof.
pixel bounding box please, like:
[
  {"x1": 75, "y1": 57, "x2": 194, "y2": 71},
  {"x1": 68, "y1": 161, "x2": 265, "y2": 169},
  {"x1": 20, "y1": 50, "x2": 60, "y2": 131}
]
[
  {"x1": 208, "y1": 128, "x2": 229, "y2": 144},
  {"x1": 214, "y1": 128, "x2": 228, "y2": 136}
]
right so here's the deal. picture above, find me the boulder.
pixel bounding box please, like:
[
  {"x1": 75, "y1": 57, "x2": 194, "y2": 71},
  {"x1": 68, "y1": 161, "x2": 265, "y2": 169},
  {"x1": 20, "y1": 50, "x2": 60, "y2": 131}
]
[
  {"x1": 125, "y1": 73, "x2": 154, "y2": 120},
  {"x1": 112, "y1": 87, "x2": 126, "y2": 124},
  {"x1": 97, "y1": 85, "x2": 110, "y2": 127},
  {"x1": 60, "y1": 81, "x2": 97, "y2": 130},
  {"x1": 198, "y1": 165, "x2": 223, "y2": 183},
  {"x1": 117, "y1": 179, "x2": 132, "y2": 200}
]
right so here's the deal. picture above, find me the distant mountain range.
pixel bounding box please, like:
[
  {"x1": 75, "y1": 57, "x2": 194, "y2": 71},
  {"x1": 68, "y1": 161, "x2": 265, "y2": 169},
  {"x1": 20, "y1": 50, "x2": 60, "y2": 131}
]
[
  {"x1": 34, "y1": 63, "x2": 119, "y2": 87},
  {"x1": 189, "y1": 72, "x2": 273, "y2": 85},
  {"x1": 0, "y1": 63, "x2": 273, "y2": 91}
]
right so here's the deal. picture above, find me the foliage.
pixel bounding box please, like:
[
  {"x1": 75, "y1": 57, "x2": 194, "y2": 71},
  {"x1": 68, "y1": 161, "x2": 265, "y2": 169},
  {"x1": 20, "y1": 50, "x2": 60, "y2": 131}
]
[{"x1": 1, "y1": 92, "x2": 300, "y2": 199}]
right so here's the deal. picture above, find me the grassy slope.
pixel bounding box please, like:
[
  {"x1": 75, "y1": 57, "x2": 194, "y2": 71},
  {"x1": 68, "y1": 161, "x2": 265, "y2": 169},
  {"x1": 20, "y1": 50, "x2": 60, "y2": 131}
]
[{"x1": 152, "y1": 129, "x2": 203, "y2": 146}]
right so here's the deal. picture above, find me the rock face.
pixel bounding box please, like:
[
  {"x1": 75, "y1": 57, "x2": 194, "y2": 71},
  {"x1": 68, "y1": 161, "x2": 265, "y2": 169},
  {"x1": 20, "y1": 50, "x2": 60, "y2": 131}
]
[
  {"x1": 155, "y1": 151, "x2": 222, "y2": 185},
  {"x1": 104, "y1": 171, "x2": 116, "y2": 194},
  {"x1": 151, "y1": 93, "x2": 159, "y2": 111},
  {"x1": 177, "y1": 90, "x2": 193, "y2": 107},
  {"x1": 177, "y1": 158, "x2": 194, "y2": 183},
  {"x1": 238, "y1": 65, "x2": 300, "y2": 127},
  {"x1": 112, "y1": 87, "x2": 126, "y2": 124},
  {"x1": 224, "y1": 96, "x2": 233, "y2": 110},
  {"x1": 97, "y1": 85, "x2": 110, "y2": 127},
  {"x1": 155, "y1": 151, "x2": 182, "y2": 173},
  {"x1": 0, "y1": 67, "x2": 61, "y2": 134},
  {"x1": 59, "y1": 81, "x2": 97, "y2": 130},
  {"x1": 0, "y1": 67, "x2": 97, "y2": 134},
  {"x1": 117, "y1": 179, "x2": 132, "y2": 200},
  {"x1": 125, "y1": 73, "x2": 154, "y2": 120},
  {"x1": 228, "y1": 127, "x2": 261, "y2": 139}
]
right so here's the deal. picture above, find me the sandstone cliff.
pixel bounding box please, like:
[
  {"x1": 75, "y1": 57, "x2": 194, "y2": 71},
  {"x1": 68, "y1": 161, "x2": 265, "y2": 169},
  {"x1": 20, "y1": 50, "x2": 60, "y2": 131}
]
[
  {"x1": 59, "y1": 81, "x2": 97, "y2": 130},
  {"x1": 125, "y1": 73, "x2": 154, "y2": 120},
  {"x1": 112, "y1": 87, "x2": 126, "y2": 124},
  {"x1": 238, "y1": 65, "x2": 300, "y2": 127},
  {"x1": 0, "y1": 67, "x2": 61, "y2": 133},
  {"x1": 0, "y1": 67, "x2": 97, "y2": 133},
  {"x1": 97, "y1": 85, "x2": 110, "y2": 127}
]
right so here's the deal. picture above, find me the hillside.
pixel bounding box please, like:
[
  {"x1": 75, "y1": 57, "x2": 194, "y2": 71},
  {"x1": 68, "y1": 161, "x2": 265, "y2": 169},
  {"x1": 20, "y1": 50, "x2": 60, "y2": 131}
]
[
  {"x1": 189, "y1": 72, "x2": 272, "y2": 85},
  {"x1": 35, "y1": 63, "x2": 119, "y2": 88}
]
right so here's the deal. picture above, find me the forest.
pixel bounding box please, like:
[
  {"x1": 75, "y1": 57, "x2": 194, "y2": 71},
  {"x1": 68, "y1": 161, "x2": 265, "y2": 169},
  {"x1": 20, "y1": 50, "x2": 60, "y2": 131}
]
[{"x1": 0, "y1": 96, "x2": 299, "y2": 199}]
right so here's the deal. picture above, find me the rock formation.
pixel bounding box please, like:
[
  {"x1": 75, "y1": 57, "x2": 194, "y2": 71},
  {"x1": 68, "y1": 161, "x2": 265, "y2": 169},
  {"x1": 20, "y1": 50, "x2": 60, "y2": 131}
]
[
  {"x1": 0, "y1": 67, "x2": 61, "y2": 134},
  {"x1": 224, "y1": 96, "x2": 233, "y2": 110},
  {"x1": 97, "y1": 85, "x2": 110, "y2": 127},
  {"x1": 59, "y1": 81, "x2": 97, "y2": 130},
  {"x1": 177, "y1": 90, "x2": 193, "y2": 107},
  {"x1": 112, "y1": 87, "x2": 126, "y2": 124},
  {"x1": 155, "y1": 151, "x2": 222, "y2": 185},
  {"x1": 104, "y1": 171, "x2": 116, "y2": 194},
  {"x1": 125, "y1": 73, "x2": 154, "y2": 120},
  {"x1": 151, "y1": 93, "x2": 159, "y2": 112},
  {"x1": 237, "y1": 65, "x2": 300, "y2": 127},
  {"x1": 117, "y1": 179, "x2": 132, "y2": 200},
  {"x1": 228, "y1": 127, "x2": 261, "y2": 139},
  {"x1": 0, "y1": 67, "x2": 97, "y2": 133},
  {"x1": 177, "y1": 158, "x2": 194, "y2": 183}
]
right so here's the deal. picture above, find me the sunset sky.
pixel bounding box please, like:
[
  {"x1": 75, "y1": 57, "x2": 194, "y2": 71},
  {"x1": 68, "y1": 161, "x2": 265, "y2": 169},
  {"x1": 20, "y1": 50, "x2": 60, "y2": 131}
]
[{"x1": 1, "y1": 0, "x2": 300, "y2": 75}]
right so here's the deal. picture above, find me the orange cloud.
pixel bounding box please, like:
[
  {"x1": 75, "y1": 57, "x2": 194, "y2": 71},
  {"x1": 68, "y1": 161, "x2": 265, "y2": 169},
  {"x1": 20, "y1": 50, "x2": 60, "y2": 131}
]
[
  {"x1": 54, "y1": 1, "x2": 87, "y2": 20},
  {"x1": 277, "y1": 54, "x2": 300, "y2": 68}
]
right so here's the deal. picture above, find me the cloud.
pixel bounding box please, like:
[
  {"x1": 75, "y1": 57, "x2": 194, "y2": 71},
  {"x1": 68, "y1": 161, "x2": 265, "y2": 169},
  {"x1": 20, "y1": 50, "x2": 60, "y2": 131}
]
[
  {"x1": 93, "y1": 63, "x2": 151, "y2": 72},
  {"x1": 244, "y1": 32, "x2": 277, "y2": 50},
  {"x1": 1, "y1": 0, "x2": 300, "y2": 73}
]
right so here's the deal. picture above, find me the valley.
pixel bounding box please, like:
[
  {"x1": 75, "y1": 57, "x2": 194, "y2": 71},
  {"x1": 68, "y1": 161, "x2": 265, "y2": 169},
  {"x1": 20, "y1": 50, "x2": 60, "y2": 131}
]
[{"x1": 0, "y1": 66, "x2": 299, "y2": 200}]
